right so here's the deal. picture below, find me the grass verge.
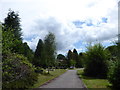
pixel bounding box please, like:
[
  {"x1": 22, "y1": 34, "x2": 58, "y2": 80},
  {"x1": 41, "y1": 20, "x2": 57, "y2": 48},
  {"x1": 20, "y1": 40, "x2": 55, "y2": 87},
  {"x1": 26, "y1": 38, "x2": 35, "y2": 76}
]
[
  {"x1": 77, "y1": 69, "x2": 112, "y2": 88},
  {"x1": 32, "y1": 69, "x2": 67, "y2": 88}
]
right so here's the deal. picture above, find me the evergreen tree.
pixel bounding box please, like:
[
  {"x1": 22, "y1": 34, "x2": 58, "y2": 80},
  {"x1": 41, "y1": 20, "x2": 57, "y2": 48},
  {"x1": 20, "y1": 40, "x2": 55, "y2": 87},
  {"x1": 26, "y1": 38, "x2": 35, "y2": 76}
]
[
  {"x1": 3, "y1": 10, "x2": 23, "y2": 54},
  {"x1": 67, "y1": 50, "x2": 73, "y2": 67},
  {"x1": 73, "y1": 49, "x2": 82, "y2": 68},
  {"x1": 3, "y1": 9, "x2": 22, "y2": 40},
  {"x1": 33, "y1": 39, "x2": 45, "y2": 67},
  {"x1": 57, "y1": 54, "x2": 67, "y2": 68},
  {"x1": 57, "y1": 54, "x2": 66, "y2": 60},
  {"x1": 22, "y1": 42, "x2": 34, "y2": 62}
]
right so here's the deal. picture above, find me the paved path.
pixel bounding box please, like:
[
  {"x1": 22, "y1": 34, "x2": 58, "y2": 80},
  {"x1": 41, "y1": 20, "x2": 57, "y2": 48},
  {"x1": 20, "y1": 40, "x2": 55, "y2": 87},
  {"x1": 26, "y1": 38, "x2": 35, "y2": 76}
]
[{"x1": 39, "y1": 70, "x2": 87, "y2": 88}]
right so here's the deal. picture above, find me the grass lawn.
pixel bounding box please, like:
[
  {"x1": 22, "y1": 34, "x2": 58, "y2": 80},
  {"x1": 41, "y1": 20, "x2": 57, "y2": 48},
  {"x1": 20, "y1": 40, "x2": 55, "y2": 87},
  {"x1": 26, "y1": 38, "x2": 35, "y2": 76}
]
[
  {"x1": 32, "y1": 69, "x2": 67, "y2": 88},
  {"x1": 77, "y1": 69, "x2": 112, "y2": 88}
]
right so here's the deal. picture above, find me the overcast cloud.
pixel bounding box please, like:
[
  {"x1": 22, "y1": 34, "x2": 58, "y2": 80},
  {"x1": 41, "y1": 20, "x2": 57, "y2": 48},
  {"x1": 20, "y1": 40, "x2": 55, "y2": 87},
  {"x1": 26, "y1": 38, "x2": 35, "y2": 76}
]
[{"x1": 0, "y1": 0, "x2": 119, "y2": 54}]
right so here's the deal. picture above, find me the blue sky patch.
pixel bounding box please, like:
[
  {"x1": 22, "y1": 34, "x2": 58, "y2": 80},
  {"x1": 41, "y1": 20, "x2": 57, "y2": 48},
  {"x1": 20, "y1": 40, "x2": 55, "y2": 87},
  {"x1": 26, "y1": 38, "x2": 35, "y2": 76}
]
[
  {"x1": 86, "y1": 21, "x2": 93, "y2": 26},
  {"x1": 73, "y1": 41, "x2": 87, "y2": 52},
  {"x1": 102, "y1": 17, "x2": 108, "y2": 23},
  {"x1": 74, "y1": 41, "x2": 83, "y2": 48},
  {"x1": 73, "y1": 20, "x2": 85, "y2": 28},
  {"x1": 73, "y1": 20, "x2": 94, "y2": 28}
]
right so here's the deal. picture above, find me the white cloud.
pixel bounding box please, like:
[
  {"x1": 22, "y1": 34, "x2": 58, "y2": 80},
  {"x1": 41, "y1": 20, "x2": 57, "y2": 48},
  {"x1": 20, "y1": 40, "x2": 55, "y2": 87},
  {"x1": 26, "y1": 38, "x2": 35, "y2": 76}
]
[{"x1": 0, "y1": 0, "x2": 119, "y2": 54}]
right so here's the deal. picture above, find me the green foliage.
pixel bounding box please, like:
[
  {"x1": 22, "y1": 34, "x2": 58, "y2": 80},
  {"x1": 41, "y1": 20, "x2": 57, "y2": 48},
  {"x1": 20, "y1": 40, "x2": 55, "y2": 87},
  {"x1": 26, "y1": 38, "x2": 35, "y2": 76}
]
[
  {"x1": 106, "y1": 43, "x2": 120, "y2": 88},
  {"x1": 2, "y1": 26, "x2": 33, "y2": 61},
  {"x1": 33, "y1": 39, "x2": 46, "y2": 67},
  {"x1": 108, "y1": 44, "x2": 120, "y2": 89},
  {"x1": 108, "y1": 60, "x2": 120, "y2": 89},
  {"x1": 44, "y1": 32, "x2": 56, "y2": 67},
  {"x1": 73, "y1": 49, "x2": 82, "y2": 68},
  {"x1": 79, "y1": 53, "x2": 87, "y2": 67},
  {"x1": 2, "y1": 27, "x2": 15, "y2": 53},
  {"x1": 22, "y1": 42, "x2": 34, "y2": 62},
  {"x1": 57, "y1": 54, "x2": 67, "y2": 68},
  {"x1": 67, "y1": 50, "x2": 73, "y2": 67},
  {"x1": 84, "y1": 43, "x2": 110, "y2": 78},
  {"x1": 3, "y1": 9, "x2": 22, "y2": 40},
  {"x1": 57, "y1": 54, "x2": 66, "y2": 60},
  {"x1": 66, "y1": 49, "x2": 83, "y2": 68},
  {"x1": 70, "y1": 59, "x2": 76, "y2": 66},
  {"x1": 106, "y1": 45, "x2": 118, "y2": 60},
  {"x1": 2, "y1": 52, "x2": 38, "y2": 89},
  {"x1": 2, "y1": 10, "x2": 35, "y2": 89},
  {"x1": 34, "y1": 67, "x2": 44, "y2": 74}
]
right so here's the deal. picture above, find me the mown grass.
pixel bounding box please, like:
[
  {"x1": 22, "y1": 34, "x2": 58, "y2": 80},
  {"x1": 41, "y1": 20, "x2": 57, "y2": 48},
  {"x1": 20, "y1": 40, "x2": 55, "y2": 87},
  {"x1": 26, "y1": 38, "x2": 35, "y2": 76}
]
[
  {"x1": 77, "y1": 69, "x2": 112, "y2": 88},
  {"x1": 32, "y1": 69, "x2": 67, "y2": 88}
]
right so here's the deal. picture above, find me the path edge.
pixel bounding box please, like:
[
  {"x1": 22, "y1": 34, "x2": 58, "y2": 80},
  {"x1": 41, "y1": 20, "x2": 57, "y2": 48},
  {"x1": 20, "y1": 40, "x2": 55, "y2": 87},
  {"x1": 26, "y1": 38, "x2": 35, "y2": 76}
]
[{"x1": 33, "y1": 69, "x2": 68, "y2": 89}]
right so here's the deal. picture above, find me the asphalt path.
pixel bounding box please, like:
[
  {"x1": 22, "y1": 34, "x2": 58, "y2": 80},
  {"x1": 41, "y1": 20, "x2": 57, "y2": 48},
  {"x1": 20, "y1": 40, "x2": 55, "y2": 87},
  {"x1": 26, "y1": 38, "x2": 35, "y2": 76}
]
[{"x1": 39, "y1": 70, "x2": 87, "y2": 89}]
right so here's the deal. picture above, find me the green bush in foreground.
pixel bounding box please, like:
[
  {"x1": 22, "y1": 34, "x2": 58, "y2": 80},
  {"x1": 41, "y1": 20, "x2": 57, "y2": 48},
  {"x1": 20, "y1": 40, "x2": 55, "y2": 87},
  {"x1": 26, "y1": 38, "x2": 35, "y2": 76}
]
[
  {"x1": 2, "y1": 52, "x2": 38, "y2": 90},
  {"x1": 108, "y1": 59, "x2": 120, "y2": 89},
  {"x1": 84, "y1": 43, "x2": 110, "y2": 78}
]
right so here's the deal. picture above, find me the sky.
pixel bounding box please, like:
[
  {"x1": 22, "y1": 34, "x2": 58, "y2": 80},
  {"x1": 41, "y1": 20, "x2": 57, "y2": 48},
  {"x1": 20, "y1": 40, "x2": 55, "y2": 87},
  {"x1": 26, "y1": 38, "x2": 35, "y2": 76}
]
[{"x1": 0, "y1": 0, "x2": 119, "y2": 55}]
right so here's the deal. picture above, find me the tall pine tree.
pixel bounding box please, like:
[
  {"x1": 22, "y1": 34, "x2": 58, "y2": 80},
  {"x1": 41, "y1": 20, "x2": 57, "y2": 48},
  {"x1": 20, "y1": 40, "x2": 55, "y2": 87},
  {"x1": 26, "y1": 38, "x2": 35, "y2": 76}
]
[
  {"x1": 3, "y1": 9, "x2": 22, "y2": 40},
  {"x1": 33, "y1": 39, "x2": 45, "y2": 67},
  {"x1": 22, "y1": 42, "x2": 34, "y2": 62},
  {"x1": 73, "y1": 49, "x2": 82, "y2": 68},
  {"x1": 3, "y1": 10, "x2": 24, "y2": 54},
  {"x1": 67, "y1": 50, "x2": 73, "y2": 67}
]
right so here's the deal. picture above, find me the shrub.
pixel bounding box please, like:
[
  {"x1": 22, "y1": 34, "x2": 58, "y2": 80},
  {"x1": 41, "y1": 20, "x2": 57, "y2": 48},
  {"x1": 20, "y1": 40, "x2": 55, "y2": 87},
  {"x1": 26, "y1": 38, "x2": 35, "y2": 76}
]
[
  {"x1": 84, "y1": 43, "x2": 110, "y2": 78},
  {"x1": 2, "y1": 52, "x2": 38, "y2": 90},
  {"x1": 108, "y1": 59, "x2": 120, "y2": 89},
  {"x1": 35, "y1": 67, "x2": 43, "y2": 74}
]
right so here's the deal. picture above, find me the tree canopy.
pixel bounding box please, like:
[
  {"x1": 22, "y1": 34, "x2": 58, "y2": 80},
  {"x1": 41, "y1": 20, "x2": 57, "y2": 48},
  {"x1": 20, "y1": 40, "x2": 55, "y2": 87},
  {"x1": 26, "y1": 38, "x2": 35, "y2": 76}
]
[{"x1": 3, "y1": 9, "x2": 22, "y2": 40}]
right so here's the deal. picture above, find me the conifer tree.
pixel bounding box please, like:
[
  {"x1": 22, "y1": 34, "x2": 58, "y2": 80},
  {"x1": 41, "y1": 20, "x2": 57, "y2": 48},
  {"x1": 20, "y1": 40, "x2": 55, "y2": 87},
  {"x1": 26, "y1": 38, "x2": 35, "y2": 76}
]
[
  {"x1": 73, "y1": 49, "x2": 82, "y2": 68},
  {"x1": 33, "y1": 39, "x2": 45, "y2": 67},
  {"x1": 3, "y1": 9, "x2": 22, "y2": 40},
  {"x1": 67, "y1": 50, "x2": 73, "y2": 67}
]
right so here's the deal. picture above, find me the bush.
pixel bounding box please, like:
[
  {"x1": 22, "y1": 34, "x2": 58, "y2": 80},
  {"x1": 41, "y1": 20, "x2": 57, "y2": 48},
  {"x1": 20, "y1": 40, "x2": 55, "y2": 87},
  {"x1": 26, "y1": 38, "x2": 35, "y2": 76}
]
[
  {"x1": 84, "y1": 43, "x2": 110, "y2": 78},
  {"x1": 35, "y1": 67, "x2": 43, "y2": 74},
  {"x1": 2, "y1": 52, "x2": 38, "y2": 90},
  {"x1": 108, "y1": 59, "x2": 120, "y2": 89}
]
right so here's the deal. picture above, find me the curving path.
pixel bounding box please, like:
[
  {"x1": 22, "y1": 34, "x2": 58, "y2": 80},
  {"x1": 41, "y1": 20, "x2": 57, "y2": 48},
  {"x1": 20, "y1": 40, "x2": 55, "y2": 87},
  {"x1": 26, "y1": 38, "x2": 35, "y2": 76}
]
[{"x1": 39, "y1": 70, "x2": 87, "y2": 89}]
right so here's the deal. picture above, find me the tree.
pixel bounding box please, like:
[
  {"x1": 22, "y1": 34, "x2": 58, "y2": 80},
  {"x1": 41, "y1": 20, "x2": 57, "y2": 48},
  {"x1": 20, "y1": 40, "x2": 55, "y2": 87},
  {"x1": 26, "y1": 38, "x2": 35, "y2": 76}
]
[
  {"x1": 57, "y1": 54, "x2": 66, "y2": 60},
  {"x1": 2, "y1": 11, "x2": 38, "y2": 89},
  {"x1": 3, "y1": 9, "x2": 22, "y2": 40},
  {"x1": 33, "y1": 39, "x2": 45, "y2": 67},
  {"x1": 57, "y1": 54, "x2": 67, "y2": 68},
  {"x1": 44, "y1": 32, "x2": 56, "y2": 73},
  {"x1": 79, "y1": 52, "x2": 86, "y2": 67},
  {"x1": 70, "y1": 59, "x2": 76, "y2": 67},
  {"x1": 73, "y1": 49, "x2": 82, "y2": 68},
  {"x1": 2, "y1": 26, "x2": 38, "y2": 89},
  {"x1": 22, "y1": 42, "x2": 34, "y2": 62},
  {"x1": 84, "y1": 43, "x2": 110, "y2": 78},
  {"x1": 3, "y1": 10, "x2": 24, "y2": 54},
  {"x1": 106, "y1": 45, "x2": 117, "y2": 60},
  {"x1": 108, "y1": 59, "x2": 120, "y2": 89},
  {"x1": 67, "y1": 50, "x2": 73, "y2": 67},
  {"x1": 108, "y1": 43, "x2": 120, "y2": 88}
]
